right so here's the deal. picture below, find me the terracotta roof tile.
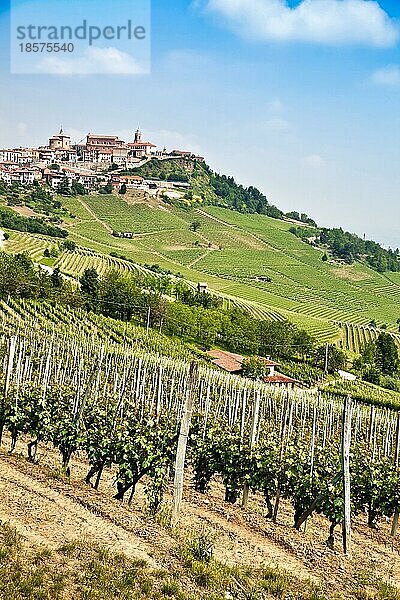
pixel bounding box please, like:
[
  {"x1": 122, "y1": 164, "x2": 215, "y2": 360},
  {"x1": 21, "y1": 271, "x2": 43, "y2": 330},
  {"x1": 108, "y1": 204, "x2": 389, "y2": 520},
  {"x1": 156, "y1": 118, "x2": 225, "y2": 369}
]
[
  {"x1": 207, "y1": 349, "x2": 244, "y2": 373},
  {"x1": 264, "y1": 372, "x2": 299, "y2": 384}
]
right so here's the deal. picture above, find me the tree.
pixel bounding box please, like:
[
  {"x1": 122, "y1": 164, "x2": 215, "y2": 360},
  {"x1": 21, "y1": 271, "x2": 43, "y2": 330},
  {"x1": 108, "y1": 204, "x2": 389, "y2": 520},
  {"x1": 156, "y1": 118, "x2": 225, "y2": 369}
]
[
  {"x1": 80, "y1": 268, "x2": 100, "y2": 310},
  {"x1": 63, "y1": 240, "x2": 76, "y2": 252},
  {"x1": 119, "y1": 183, "x2": 127, "y2": 195},
  {"x1": 99, "y1": 270, "x2": 140, "y2": 321},
  {"x1": 71, "y1": 181, "x2": 87, "y2": 196},
  {"x1": 322, "y1": 253, "x2": 328, "y2": 262},
  {"x1": 57, "y1": 176, "x2": 71, "y2": 196},
  {"x1": 242, "y1": 356, "x2": 269, "y2": 380},
  {"x1": 99, "y1": 182, "x2": 113, "y2": 195},
  {"x1": 362, "y1": 365, "x2": 381, "y2": 385},
  {"x1": 51, "y1": 267, "x2": 63, "y2": 288},
  {"x1": 375, "y1": 333, "x2": 399, "y2": 376},
  {"x1": 190, "y1": 221, "x2": 201, "y2": 232}
]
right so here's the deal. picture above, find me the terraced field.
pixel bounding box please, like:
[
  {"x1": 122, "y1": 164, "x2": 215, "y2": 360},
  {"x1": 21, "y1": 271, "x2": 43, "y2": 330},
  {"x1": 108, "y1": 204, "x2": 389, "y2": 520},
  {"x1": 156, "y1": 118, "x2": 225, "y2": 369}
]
[
  {"x1": 3, "y1": 193, "x2": 399, "y2": 350},
  {"x1": 337, "y1": 322, "x2": 400, "y2": 355},
  {"x1": 4, "y1": 231, "x2": 54, "y2": 259},
  {"x1": 55, "y1": 248, "x2": 148, "y2": 278}
]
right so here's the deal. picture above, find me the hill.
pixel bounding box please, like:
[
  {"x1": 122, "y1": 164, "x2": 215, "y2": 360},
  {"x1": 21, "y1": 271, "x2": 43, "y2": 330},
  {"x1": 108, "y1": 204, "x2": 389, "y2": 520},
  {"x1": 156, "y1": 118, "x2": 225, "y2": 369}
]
[
  {"x1": 1, "y1": 162, "x2": 400, "y2": 356},
  {"x1": 20, "y1": 193, "x2": 400, "y2": 349}
]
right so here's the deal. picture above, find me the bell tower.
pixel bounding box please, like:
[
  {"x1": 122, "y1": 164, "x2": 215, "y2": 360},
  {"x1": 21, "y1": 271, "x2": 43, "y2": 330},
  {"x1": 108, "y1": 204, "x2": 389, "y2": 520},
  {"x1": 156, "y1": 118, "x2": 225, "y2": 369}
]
[{"x1": 134, "y1": 128, "x2": 142, "y2": 143}]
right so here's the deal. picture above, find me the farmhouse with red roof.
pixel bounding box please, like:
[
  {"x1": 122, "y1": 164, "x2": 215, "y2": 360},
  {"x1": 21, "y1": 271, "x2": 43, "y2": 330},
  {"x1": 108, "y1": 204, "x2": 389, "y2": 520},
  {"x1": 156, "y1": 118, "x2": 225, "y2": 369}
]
[{"x1": 206, "y1": 349, "x2": 299, "y2": 388}]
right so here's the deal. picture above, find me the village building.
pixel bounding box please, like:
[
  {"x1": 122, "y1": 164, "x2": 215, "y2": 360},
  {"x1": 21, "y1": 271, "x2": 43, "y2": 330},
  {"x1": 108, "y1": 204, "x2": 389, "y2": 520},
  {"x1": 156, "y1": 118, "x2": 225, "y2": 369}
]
[
  {"x1": 126, "y1": 129, "x2": 156, "y2": 158},
  {"x1": 48, "y1": 127, "x2": 71, "y2": 151},
  {"x1": 37, "y1": 149, "x2": 56, "y2": 165},
  {"x1": 86, "y1": 134, "x2": 126, "y2": 152},
  {"x1": 0, "y1": 167, "x2": 38, "y2": 185},
  {"x1": 119, "y1": 175, "x2": 144, "y2": 187},
  {"x1": 111, "y1": 147, "x2": 129, "y2": 165}
]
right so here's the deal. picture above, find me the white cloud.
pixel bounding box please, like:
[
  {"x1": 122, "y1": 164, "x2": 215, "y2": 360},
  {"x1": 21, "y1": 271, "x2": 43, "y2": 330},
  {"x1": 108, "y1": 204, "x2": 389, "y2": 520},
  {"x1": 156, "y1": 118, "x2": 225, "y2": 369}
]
[
  {"x1": 202, "y1": 0, "x2": 399, "y2": 47},
  {"x1": 303, "y1": 154, "x2": 325, "y2": 167},
  {"x1": 36, "y1": 47, "x2": 148, "y2": 75},
  {"x1": 371, "y1": 65, "x2": 400, "y2": 86},
  {"x1": 266, "y1": 99, "x2": 284, "y2": 112}
]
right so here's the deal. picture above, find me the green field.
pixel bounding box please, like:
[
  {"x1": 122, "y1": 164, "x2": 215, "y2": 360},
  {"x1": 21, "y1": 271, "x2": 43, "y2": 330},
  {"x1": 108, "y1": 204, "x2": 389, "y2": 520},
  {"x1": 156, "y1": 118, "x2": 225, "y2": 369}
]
[{"x1": 4, "y1": 193, "x2": 400, "y2": 349}]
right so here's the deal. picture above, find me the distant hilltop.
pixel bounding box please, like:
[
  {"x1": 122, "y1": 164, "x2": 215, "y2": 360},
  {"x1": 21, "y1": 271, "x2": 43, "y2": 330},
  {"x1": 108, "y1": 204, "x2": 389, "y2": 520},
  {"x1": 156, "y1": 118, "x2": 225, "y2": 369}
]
[{"x1": 0, "y1": 126, "x2": 205, "y2": 170}]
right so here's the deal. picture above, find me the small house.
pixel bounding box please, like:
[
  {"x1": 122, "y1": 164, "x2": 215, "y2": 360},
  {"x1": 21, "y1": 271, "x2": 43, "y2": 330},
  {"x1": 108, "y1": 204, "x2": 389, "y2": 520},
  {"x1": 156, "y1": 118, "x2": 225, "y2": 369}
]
[
  {"x1": 197, "y1": 282, "x2": 208, "y2": 293},
  {"x1": 206, "y1": 350, "x2": 299, "y2": 388}
]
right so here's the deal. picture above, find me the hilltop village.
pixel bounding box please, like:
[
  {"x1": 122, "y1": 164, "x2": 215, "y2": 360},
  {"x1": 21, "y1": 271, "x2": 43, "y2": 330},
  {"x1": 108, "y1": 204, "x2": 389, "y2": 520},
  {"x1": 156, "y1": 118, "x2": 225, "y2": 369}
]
[{"x1": 0, "y1": 127, "x2": 204, "y2": 193}]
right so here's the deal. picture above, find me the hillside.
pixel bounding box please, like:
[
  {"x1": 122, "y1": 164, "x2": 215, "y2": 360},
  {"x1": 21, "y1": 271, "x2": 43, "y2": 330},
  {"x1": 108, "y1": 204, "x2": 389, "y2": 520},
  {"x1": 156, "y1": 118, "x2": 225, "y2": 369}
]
[
  {"x1": 2, "y1": 438, "x2": 400, "y2": 600},
  {"x1": 1, "y1": 164, "x2": 400, "y2": 356},
  {"x1": 4, "y1": 191, "x2": 399, "y2": 350},
  {"x1": 1, "y1": 322, "x2": 400, "y2": 599}
]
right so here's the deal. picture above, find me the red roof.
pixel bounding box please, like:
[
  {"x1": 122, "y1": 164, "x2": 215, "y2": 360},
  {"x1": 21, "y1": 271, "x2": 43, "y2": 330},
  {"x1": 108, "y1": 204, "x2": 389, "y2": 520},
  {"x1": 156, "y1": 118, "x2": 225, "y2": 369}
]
[
  {"x1": 207, "y1": 350, "x2": 281, "y2": 374},
  {"x1": 127, "y1": 142, "x2": 156, "y2": 148},
  {"x1": 207, "y1": 350, "x2": 245, "y2": 373},
  {"x1": 264, "y1": 372, "x2": 299, "y2": 384}
]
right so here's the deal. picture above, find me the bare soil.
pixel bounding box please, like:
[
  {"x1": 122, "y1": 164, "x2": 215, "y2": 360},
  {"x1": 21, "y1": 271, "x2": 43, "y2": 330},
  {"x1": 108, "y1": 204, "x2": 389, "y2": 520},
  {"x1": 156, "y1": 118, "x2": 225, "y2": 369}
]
[
  {"x1": 11, "y1": 206, "x2": 39, "y2": 218},
  {"x1": 1, "y1": 436, "x2": 400, "y2": 598}
]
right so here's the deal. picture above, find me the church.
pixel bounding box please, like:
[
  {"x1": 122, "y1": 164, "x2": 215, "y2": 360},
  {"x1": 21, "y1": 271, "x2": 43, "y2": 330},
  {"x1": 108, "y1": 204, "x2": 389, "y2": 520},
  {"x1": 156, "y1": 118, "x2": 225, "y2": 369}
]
[
  {"x1": 48, "y1": 127, "x2": 71, "y2": 151},
  {"x1": 126, "y1": 129, "x2": 157, "y2": 158}
]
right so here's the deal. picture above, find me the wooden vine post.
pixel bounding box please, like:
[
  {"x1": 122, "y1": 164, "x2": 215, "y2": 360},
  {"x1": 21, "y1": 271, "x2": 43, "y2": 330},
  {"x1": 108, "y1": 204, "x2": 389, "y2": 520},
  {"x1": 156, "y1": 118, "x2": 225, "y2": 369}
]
[
  {"x1": 172, "y1": 361, "x2": 199, "y2": 525},
  {"x1": 341, "y1": 395, "x2": 353, "y2": 556},
  {"x1": 242, "y1": 391, "x2": 260, "y2": 508},
  {"x1": 0, "y1": 336, "x2": 17, "y2": 446},
  {"x1": 391, "y1": 412, "x2": 400, "y2": 537}
]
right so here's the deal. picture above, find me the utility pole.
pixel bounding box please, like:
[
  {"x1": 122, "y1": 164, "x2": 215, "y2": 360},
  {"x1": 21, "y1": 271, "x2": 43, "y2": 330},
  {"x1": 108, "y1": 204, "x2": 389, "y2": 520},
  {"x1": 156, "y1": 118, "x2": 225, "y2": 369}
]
[
  {"x1": 146, "y1": 307, "x2": 151, "y2": 333},
  {"x1": 324, "y1": 342, "x2": 329, "y2": 373}
]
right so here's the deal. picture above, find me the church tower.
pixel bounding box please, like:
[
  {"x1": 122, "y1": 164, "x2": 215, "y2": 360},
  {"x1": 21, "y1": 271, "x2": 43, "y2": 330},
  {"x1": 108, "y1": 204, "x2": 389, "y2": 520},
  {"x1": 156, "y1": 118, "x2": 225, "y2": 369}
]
[
  {"x1": 134, "y1": 128, "x2": 142, "y2": 143},
  {"x1": 49, "y1": 126, "x2": 71, "y2": 151}
]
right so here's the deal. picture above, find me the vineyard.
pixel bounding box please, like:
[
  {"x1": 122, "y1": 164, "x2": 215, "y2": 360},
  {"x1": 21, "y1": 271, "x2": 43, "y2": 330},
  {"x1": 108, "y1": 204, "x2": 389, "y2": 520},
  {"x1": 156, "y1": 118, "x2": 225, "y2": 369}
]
[
  {"x1": 2, "y1": 196, "x2": 400, "y2": 354},
  {"x1": 337, "y1": 322, "x2": 400, "y2": 355},
  {"x1": 55, "y1": 196, "x2": 400, "y2": 343},
  {"x1": 2, "y1": 318, "x2": 400, "y2": 561},
  {"x1": 0, "y1": 298, "x2": 201, "y2": 362}
]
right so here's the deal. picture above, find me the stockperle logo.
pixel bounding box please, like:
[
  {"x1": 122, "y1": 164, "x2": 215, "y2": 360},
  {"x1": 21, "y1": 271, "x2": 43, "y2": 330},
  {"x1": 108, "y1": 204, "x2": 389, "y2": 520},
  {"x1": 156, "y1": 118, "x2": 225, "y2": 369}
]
[{"x1": 10, "y1": 0, "x2": 151, "y2": 75}]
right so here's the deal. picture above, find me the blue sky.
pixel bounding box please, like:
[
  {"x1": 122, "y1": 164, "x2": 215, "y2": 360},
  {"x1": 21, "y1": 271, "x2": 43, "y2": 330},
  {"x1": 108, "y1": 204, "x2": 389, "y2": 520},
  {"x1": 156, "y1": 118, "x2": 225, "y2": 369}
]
[{"x1": 0, "y1": 0, "x2": 399, "y2": 247}]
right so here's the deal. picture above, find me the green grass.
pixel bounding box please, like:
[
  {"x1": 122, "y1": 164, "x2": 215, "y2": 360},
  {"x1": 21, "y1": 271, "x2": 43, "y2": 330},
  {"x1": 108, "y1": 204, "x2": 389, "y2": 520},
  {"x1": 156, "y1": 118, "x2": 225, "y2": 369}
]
[{"x1": 0, "y1": 522, "x2": 355, "y2": 600}]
